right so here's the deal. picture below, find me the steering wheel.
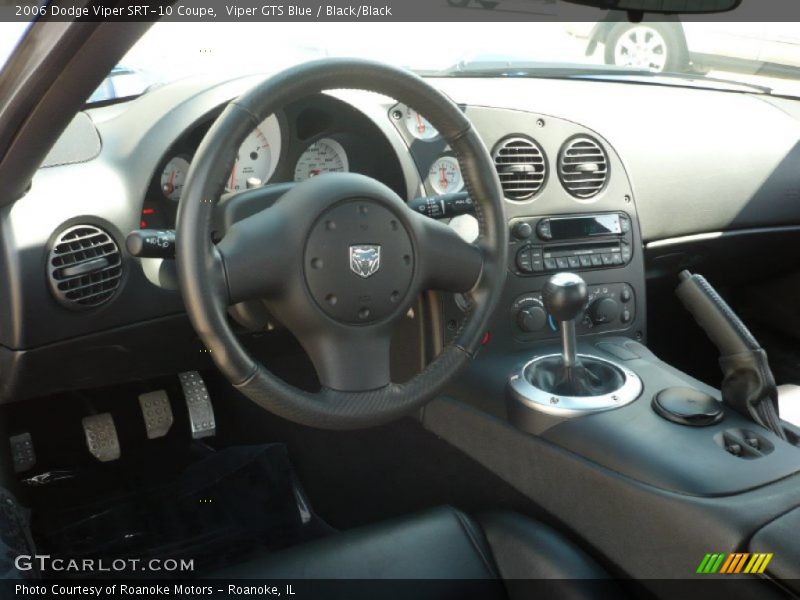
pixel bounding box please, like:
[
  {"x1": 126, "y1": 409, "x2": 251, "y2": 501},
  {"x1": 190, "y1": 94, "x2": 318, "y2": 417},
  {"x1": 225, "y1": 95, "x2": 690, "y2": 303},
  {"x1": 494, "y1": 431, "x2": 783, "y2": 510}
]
[{"x1": 176, "y1": 59, "x2": 508, "y2": 430}]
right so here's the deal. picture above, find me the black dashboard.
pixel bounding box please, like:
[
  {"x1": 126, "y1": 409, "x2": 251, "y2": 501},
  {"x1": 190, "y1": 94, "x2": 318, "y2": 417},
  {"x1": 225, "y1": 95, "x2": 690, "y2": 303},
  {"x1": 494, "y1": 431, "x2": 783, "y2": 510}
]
[{"x1": 1, "y1": 72, "x2": 800, "y2": 403}]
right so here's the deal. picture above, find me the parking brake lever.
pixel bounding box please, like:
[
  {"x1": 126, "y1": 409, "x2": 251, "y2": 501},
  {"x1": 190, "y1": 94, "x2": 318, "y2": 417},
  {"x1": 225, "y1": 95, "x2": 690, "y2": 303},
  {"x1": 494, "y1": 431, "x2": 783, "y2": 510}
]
[{"x1": 676, "y1": 270, "x2": 786, "y2": 439}]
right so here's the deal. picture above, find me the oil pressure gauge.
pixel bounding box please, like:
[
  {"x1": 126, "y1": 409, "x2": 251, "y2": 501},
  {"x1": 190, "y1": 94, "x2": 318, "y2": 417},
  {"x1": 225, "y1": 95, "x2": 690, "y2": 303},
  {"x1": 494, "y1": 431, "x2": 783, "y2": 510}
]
[{"x1": 428, "y1": 155, "x2": 463, "y2": 194}]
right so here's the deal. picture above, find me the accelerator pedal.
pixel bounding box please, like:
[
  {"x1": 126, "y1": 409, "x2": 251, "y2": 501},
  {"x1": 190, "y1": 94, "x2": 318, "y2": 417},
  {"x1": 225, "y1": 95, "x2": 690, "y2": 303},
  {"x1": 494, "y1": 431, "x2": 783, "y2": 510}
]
[
  {"x1": 82, "y1": 413, "x2": 121, "y2": 462},
  {"x1": 10, "y1": 432, "x2": 36, "y2": 473},
  {"x1": 138, "y1": 390, "x2": 174, "y2": 439},
  {"x1": 178, "y1": 371, "x2": 216, "y2": 439}
]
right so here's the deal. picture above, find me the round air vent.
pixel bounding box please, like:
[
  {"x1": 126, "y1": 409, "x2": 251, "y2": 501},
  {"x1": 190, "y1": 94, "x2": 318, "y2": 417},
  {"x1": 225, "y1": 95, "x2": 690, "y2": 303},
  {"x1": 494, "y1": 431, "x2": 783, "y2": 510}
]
[
  {"x1": 492, "y1": 137, "x2": 547, "y2": 201},
  {"x1": 47, "y1": 225, "x2": 123, "y2": 310},
  {"x1": 558, "y1": 136, "x2": 609, "y2": 199}
]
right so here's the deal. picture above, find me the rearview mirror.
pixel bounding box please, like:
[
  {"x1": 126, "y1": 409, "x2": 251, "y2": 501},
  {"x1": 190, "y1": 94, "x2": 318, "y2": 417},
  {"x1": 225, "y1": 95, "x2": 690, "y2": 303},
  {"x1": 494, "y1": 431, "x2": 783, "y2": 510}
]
[{"x1": 560, "y1": 0, "x2": 741, "y2": 14}]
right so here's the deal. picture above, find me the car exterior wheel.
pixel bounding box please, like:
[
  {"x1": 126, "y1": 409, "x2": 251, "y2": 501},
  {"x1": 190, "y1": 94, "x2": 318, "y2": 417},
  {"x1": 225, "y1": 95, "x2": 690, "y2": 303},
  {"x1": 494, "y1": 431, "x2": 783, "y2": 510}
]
[{"x1": 605, "y1": 23, "x2": 688, "y2": 73}]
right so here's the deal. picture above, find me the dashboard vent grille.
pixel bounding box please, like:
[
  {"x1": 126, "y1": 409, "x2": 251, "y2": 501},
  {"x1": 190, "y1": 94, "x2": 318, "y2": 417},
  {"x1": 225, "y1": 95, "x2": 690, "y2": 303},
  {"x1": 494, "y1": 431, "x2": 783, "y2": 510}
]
[
  {"x1": 492, "y1": 137, "x2": 547, "y2": 201},
  {"x1": 558, "y1": 136, "x2": 609, "y2": 199},
  {"x1": 47, "y1": 225, "x2": 122, "y2": 310}
]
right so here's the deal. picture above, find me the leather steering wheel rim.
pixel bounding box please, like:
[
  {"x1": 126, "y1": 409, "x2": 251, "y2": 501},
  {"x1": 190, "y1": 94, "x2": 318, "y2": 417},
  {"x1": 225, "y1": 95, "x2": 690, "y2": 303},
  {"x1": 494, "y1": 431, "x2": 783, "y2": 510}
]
[{"x1": 176, "y1": 58, "x2": 507, "y2": 430}]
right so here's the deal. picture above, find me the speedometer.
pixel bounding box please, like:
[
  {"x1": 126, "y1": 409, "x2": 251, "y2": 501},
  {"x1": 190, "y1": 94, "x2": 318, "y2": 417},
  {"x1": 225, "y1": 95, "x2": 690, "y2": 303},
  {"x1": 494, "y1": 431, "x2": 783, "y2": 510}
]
[
  {"x1": 226, "y1": 115, "x2": 282, "y2": 192},
  {"x1": 293, "y1": 138, "x2": 349, "y2": 182}
]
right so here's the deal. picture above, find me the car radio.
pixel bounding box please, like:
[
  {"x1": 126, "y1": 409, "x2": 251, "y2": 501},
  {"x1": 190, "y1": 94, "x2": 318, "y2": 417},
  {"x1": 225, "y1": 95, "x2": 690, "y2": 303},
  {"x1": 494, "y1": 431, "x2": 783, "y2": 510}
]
[{"x1": 509, "y1": 212, "x2": 633, "y2": 277}]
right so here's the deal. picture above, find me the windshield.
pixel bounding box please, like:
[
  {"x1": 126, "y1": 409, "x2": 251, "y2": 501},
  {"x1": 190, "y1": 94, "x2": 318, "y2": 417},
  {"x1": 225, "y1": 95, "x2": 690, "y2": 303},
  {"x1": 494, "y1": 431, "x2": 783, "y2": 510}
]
[{"x1": 5, "y1": 21, "x2": 800, "y2": 101}]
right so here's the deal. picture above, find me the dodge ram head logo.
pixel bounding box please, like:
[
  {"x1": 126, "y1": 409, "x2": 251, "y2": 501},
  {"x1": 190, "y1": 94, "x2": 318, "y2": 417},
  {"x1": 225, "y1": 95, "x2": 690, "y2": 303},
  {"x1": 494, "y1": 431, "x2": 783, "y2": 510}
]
[{"x1": 349, "y1": 245, "x2": 381, "y2": 279}]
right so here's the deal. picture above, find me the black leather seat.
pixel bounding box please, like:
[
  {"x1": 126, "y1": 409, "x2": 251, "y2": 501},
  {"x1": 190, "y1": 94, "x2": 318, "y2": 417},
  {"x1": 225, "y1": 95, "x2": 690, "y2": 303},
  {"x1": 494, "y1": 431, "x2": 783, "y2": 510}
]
[{"x1": 212, "y1": 506, "x2": 618, "y2": 599}]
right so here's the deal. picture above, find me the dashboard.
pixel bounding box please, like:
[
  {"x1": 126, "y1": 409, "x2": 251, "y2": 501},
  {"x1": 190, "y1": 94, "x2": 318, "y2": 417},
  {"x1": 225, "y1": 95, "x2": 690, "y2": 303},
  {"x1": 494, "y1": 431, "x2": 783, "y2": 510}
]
[{"x1": 1, "y1": 71, "x2": 800, "y2": 402}]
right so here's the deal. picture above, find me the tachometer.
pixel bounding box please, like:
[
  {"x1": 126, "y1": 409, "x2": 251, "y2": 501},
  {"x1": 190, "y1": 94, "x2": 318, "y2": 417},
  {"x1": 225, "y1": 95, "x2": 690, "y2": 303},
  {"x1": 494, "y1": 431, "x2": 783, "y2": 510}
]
[
  {"x1": 160, "y1": 156, "x2": 190, "y2": 201},
  {"x1": 294, "y1": 138, "x2": 349, "y2": 182},
  {"x1": 226, "y1": 115, "x2": 282, "y2": 192},
  {"x1": 405, "y1": 108, "x2": 438, "y2": 141},
  {"x1": 428, "y1": 156, "x2": 463, "y2": 194}
]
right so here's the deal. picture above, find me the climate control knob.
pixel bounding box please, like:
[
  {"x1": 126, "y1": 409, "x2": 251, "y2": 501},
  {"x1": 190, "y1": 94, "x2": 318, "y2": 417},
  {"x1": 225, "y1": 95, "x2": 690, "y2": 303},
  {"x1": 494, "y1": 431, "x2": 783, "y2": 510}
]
[
  {"x1": 588, "y1": 297, "x2": 620, "y2": 325},
  {"x1": 516, "y1": 302, "x2": 547, "y2": 333}
]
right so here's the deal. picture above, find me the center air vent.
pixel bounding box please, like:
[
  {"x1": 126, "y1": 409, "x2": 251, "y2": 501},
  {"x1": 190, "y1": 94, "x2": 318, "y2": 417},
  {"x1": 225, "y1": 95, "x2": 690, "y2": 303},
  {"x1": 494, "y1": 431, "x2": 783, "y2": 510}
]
[
  {"x1": 47, "y1": 225, "x2": 122, "y2": 310},
  {"x1": 558, "y1": 136, "x2": 609, "y2": 199},
  {"x1": 492, "y1": 137, "x2": 547, "y2": 201}
]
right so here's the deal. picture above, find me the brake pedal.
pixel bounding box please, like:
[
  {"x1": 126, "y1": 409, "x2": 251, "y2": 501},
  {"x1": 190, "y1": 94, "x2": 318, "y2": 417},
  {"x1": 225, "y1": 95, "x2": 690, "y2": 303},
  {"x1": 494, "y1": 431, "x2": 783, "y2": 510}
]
[
  {"x1": 10, "y1": 433, "x2": 36, "y2": 473},
  {"x1": 82, "y1": 413, "x2": 121, "y2": 462},
  {"x1": 178, "y1": 371, "x2": 216, "y2": 439},
  {"x1": 138, "y1": 390, "x2": 174, "y2": 439}
]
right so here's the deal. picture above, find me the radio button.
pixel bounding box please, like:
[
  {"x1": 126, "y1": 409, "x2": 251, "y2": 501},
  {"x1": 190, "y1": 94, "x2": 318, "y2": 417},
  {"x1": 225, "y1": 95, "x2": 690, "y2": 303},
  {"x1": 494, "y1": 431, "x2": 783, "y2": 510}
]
[
  {"x1": 515, "y1": 247, "x2": 534, "y2": 273},
  {"x1": 601, "y1": 254, "x2": 614, "y2": 265},
  {"x1": 544, "y1": 258, "x2": 557, "y2": 270},
  {"x1": 568, "y1": 256, "x2": 580, "y2": 269},
  {"x1": 579, "y1": 256, "x2": 592, "y2": 268},
  {"x1": 536, "y1": 220, "x2": 552, "y2": 240},
  {"x1": 611, "y1": 253, "x2": 623, "y2": 265},
  {"x1": 590, "y1": 255, "x2": 602, "y2": 267},
  {"x1": 556, "y1": 257, "x2": 569, "y2": 269}
]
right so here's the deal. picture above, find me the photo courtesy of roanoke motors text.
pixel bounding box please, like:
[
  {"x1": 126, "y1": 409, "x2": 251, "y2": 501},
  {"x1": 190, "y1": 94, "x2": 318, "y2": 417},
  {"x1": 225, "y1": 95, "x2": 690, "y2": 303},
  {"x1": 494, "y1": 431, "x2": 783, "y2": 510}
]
[{"x1": 0, "y1": 0, "x2": 799, "y2": 598}]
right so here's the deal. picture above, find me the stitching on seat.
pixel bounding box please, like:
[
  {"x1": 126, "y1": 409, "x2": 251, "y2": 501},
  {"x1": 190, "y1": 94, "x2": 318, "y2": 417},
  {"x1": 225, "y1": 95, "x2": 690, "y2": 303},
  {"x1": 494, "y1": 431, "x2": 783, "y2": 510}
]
[{"x1": 452, "y1": 508, "x2": 499, "y2": 577}]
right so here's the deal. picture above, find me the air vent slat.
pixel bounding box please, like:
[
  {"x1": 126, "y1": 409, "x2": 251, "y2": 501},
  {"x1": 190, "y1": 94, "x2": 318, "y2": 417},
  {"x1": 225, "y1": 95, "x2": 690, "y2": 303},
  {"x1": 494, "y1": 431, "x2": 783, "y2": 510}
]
[
  {"x1": 47, "y1": 225, "x2": 123, "y2": 310},
  {"x1": 558, "y1": 136, "x2": 609, "y2": 199},
  {"x1": 492, "y1": 137, "x2": 547, "y2": 201}
]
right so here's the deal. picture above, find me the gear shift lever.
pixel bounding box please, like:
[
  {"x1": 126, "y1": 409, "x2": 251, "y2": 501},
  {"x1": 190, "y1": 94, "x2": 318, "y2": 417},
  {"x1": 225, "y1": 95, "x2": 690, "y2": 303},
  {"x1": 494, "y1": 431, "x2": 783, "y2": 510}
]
[
  {"x1": 522, "y1": 272, "x2": 625, "y2": 398},
  {"x1": 542, "y1": 272, "x2": 588, "y2": 368}
]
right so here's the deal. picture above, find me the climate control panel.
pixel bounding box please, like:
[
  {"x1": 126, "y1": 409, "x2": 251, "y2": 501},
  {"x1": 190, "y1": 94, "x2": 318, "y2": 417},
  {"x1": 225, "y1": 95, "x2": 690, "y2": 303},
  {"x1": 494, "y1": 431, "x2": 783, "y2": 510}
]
[{"x1": 511, "y1": 283, "x2": 635, "y2": 341}]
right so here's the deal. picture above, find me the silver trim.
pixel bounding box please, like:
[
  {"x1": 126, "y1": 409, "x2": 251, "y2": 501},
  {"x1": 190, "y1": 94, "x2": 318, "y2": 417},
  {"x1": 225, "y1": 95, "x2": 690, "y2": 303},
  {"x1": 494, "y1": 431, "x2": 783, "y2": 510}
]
[
  {"x1": 508, "y1": 354, "x2": 642, "y2": 418},
  {"x1": 645, "y1": 226, "x2": 800, "y2": 249}
]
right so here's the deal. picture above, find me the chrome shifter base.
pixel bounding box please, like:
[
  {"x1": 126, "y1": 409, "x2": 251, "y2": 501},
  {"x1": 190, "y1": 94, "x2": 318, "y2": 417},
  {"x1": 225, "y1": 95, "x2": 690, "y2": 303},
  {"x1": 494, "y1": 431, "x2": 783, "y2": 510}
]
[{"x1": 508, "y1": 354, "x2": 642, "y2": 420}]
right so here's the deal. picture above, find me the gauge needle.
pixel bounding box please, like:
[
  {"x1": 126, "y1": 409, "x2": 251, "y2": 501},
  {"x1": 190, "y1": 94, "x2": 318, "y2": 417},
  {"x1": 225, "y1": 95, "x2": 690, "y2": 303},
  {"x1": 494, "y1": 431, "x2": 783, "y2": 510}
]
[
  {"x1": 440, "y1": 166, "x2": 448, "y2": 190},
  {"x1": 164, "y1": 170, "x2": 176, "y2": 195},
  {"x1": 228, "y1": 163, "x2": 236, "y2": 191},
  {"x1": 416, "y1": 113, "x2": 425, "y2": 134}
]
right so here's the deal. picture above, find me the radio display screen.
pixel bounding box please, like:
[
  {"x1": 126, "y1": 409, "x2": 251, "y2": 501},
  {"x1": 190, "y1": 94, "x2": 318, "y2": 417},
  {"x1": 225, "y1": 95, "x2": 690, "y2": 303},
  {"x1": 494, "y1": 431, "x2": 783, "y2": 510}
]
[{"x1": 550, "y1": 214, "x2": 621, "y2": 239}]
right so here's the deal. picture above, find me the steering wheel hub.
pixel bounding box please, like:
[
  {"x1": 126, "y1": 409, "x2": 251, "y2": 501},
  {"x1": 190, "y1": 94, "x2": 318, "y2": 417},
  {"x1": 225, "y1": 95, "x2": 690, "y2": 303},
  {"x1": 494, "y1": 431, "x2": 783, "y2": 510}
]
[{"x1": 305, "y1": 198, "x2": 414, "y2": 324}]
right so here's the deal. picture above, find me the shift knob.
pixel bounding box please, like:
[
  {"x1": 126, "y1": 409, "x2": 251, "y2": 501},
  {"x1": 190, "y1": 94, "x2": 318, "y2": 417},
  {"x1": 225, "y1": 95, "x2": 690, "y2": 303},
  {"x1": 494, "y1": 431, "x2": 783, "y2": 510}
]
[{"x1": 542, "y1": 273, "x2": 588, "y2": 322}]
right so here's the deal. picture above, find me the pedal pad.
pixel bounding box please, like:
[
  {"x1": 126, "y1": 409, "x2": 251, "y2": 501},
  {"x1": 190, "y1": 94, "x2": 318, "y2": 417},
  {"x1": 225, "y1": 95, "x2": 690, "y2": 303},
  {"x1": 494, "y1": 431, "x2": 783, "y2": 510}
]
[
  {"x1": 9, "y1": 433, "x2": 36, "y2": 473},
  {"x1": 138, "y1": 390, "x2": 174, "y2": 439},
  {"x1": 82, "y1": 413, "x2": 121, "y2": 462},
  {"x1": 178, "y1": 371, "x2": 216, "y2": 439}
]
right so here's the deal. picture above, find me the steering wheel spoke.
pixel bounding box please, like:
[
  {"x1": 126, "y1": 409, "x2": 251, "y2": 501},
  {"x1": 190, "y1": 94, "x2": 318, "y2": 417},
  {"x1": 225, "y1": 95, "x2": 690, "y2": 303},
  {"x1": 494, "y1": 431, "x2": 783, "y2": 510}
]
[
  {"x1": 301, "y1": 325, "x2": 394, "y2": 392},
  {"x1": 414, "y1": 213, "x2": 484, "y2": 294},
  {"x1": 215, "y1": 201, "x2": 294, "y2": 304}
]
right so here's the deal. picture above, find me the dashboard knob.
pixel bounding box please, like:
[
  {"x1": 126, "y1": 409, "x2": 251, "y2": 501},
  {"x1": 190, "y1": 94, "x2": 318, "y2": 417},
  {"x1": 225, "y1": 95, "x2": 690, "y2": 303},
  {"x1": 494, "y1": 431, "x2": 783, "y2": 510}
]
[
  {"x1": 516, "y1": 303, "x2": 547, "y2": 333},
  {"x1": 589, "y1": 297, "x2": 621, "y2": 325},
  {"x1": 512, "y1": 221, "x2": 533, "y2": 240}
]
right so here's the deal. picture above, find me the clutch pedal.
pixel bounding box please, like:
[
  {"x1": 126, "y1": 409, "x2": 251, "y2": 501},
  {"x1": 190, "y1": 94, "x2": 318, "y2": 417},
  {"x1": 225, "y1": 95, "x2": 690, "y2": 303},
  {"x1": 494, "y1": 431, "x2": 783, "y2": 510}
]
[
  {"x1": 9, "y1": 433, "x2": 36, "y2": 473},
  {"x1": 82, "y1": 413, "x2": 121, "y2": 462},
  {"x1": 178, "y1": 371, "x2": 216, "y2": 439},
  {"x1": 138, "y1": 390, "x2": 174, "y2": 439}
]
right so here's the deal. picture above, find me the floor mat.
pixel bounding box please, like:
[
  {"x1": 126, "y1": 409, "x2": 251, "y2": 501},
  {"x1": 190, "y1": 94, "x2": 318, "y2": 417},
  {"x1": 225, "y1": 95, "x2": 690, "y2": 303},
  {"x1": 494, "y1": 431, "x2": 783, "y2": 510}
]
[{"x1": 28, "y1": 444, "x2": 332, "y2": 577}]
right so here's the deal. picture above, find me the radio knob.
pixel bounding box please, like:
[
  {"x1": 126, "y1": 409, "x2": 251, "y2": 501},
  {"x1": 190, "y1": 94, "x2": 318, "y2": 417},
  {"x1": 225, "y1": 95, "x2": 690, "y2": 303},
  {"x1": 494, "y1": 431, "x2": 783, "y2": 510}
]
[
  {"x1": 588, "y1": 297, "x2": 621, "y2": 325},
  {"x1": 512, "y1": 222, "x2": 533, "y2": 240},
  {"x1": 516, "y1": 302, "x2": 547, "y2": 333}
]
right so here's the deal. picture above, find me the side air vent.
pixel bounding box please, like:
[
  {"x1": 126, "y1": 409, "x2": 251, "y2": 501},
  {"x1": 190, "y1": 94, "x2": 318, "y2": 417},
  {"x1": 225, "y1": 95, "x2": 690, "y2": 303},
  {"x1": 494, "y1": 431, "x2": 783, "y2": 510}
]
[
  {"x1": 492, "y1": 137, "x2": 547, "y2": 201},
  {"x1": 558, "y1": 136, "x2": 609, "y2": 199},
  {"x1": 47, "y1": 225, "x2": 122, "y2": 310}
]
